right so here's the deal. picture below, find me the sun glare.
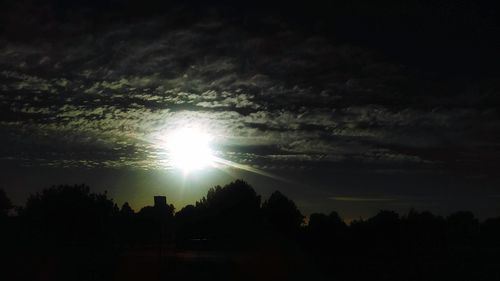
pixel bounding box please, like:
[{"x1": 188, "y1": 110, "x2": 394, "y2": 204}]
[{"x1": 166, "y1": 128, "x2": 214, "y2": 173}]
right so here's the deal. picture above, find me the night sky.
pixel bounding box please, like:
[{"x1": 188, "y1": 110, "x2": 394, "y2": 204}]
[{"x1": 1, "y1": 0, "x2": 500, "y2": 220}]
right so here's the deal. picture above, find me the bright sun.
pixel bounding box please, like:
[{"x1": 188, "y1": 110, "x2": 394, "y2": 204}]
[{"x1": 166, "y1": 128, "x2": 214, "y2": 173}]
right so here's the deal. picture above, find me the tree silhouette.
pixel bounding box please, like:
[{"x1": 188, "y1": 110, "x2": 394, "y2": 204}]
[
  {"x1": 18, "y1": 184, "x2": 115, "y2": 246},
  {"x1": 183, "y1": 180, "x2": 262, "y2": 247},
  {"x1": 175, "y1": 204, "x2": 198, "y2": 241},
  {"x1": 136, "y1": 201, "x2": 175, "y2": 243},
  {"x1": 368, "y1": 209, "x2": 400, "y2": 226},
  {"x1": 115, "y1": 202, "x2": 136, "y2": 245},
  {"x1": 9, "y1": 185, "x2": 117, "y2": 281},
  {"x1": 0, "y1": 188, "x2": 13, "y2": 217},
  {"x1": 308, "y1": 211, "x2": 347, "y2": 239},
  {"x1": 196, "y1": 180, "x2": 261, "y2": 213},
  {"x1": 445, "y1": 211, "x2": 479, "y2": 251},
  {"x1": 120, "y1": 202, "x2": 135, "y2": 216},
  {"x1": 261, "y1": 190, "x2": 304, "y2": 233},
  {"x1": 196, "y1": 180, "x2": 261, "y2": 220}
]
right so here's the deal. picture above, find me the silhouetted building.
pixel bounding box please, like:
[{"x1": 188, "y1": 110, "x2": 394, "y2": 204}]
[{"x1": 154, "y1": 196, "x2": 167, "y2": 208}]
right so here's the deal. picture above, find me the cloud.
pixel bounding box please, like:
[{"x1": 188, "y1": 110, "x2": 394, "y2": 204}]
[{"x1": 0, "y1": 12, "x2": 498, "y2": 174}]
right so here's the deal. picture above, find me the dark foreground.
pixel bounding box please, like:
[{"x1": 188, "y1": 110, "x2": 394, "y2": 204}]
[{"x1": 1, "y1": 182, "x2": 500, "y2": 281}]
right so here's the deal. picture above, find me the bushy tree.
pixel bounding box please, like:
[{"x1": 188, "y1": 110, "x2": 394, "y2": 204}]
[
  {"x1": 309, "y1": 211, "x2": 346, "y2": 234},
  {"x1": 18, "y1": 184, "x2": 115, "y2": 245},
  {"x1": 197, "y1": 180, "x2": 261, "y2": 214},
  {"x1": 261, "y1": 190, "x2": 304, "y2": 233},
  {"x1": 0, "y1": 188, "x2": 13, "y2": 217},
  {"x1": 183, "y1": 180, "x2": 262, "y2": 244}
]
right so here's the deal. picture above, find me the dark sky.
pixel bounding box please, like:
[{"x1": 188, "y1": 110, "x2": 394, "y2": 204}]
[{"x1": 1, "y1": 0, "x2": 500, "y2": 220}]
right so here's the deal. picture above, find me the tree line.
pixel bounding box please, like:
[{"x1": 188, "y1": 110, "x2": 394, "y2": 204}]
[{"x1": 1, "y1": 180, "x2": 499, "y2": 281}]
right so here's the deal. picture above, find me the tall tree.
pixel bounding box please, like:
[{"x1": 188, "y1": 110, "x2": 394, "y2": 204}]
[
  {"x1": 19, "y1": 184, "x2": 115, "y2": 245},
  {"x1": 261, "y1": 190, "x2": 304, "y2": 233}
]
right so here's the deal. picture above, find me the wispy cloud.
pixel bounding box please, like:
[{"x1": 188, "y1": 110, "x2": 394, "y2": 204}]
[{"x1": 329, "y1": 196, "x2": 398, "y2": 202}]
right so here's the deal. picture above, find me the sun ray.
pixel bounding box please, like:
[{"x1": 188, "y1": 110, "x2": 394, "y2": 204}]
[{"x1": 212, "y1": 156, "x2": 294, "y2": 184}]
